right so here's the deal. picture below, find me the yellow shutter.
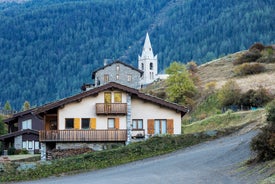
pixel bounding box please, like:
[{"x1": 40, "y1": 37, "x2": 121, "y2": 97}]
[
  {"x1": 167, "y1": 119, "x2": 174, "y2": 134},
  {"x1": 114, "y1": 92, "x2": 122, "y2": 103},
  {"x1": 90, "y1": 118, "x2": 96, "y2": 129},
  {"x1": 115, "y1": 118, "x2": 119, "y2": 129},
  {"x1": 74, "y1": 118, "x2": 80, "y2": 129},
  {"x1": 147, "y1": 119, "x2": 154, "y2": 134}
]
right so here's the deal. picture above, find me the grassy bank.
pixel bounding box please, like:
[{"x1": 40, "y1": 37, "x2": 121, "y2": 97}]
[
  {"x1": 183, "y1": 109, "x2": 265, "y2": 134},
  {"x1": 0, "y1": 130, "x2": 235, "y2": 182}
]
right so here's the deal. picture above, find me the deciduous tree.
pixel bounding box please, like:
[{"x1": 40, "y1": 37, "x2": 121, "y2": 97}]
[{"x1": 165, "y1": 62, "x2": 197, "y2": 105}]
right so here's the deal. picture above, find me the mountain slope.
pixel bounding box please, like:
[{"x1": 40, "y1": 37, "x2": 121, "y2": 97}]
[{"x1": 0, "y1": 0, "x2": 274, "y2": 109}]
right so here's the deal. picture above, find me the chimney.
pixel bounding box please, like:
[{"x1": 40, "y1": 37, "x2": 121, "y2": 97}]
[{"x1": 104, "y1": 59, "x2": 108, "y2": 66}]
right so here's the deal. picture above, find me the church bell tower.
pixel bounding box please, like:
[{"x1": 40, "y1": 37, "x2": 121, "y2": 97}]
[{"x1": 138, "y1": 33, "x2": 158, "y2": 86}]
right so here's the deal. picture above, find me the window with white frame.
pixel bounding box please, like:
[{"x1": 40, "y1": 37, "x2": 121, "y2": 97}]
[{"x1": 22, "y1": 119, "x2": 32, "y2": 130}]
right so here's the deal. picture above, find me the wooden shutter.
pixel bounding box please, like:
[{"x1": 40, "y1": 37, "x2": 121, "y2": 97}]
[
  {"x1": 167, "y1": 119, "x2": 174, "y2": 134},
  {"x1": 115, "y1": 118, "x2": 120, "y2": 129},
  {"x1": 74, "y1": 118, "x2": 80, "y2": 129},
  {"x1": 147, "y1": 119, "x2": 154, "y2": 134},
  {"x1": 90, "y1": 118, "x2": 96, "y2": 129}
]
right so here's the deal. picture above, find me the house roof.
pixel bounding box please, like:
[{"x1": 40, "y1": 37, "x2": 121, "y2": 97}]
[
  {"x1": 34, "y1": 82, "x2": 188, "y2": 116},
  {"x1": 4, "y1": 82, "x2": 188, "y2": 123},
  {"x1": 3, "y1": 109, "x2": 35, "y2": 124},
  {"x1": 0, "y1": 129, "x2": 39, "y2": 141},
  {"x1": 92, "y1": 60, "x2": 143, "y2": 79}
]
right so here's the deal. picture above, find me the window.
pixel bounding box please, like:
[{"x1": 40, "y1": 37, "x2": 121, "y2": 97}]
[
  {"x1": 127, "y1": 74, "x2": 132, "y2": 82},
  {"x1": 65, "y1": 118, "x2": 74, "y2": 129},
  {"x1": 114, "y1": 92, "x2": 122, "y2": 103},
  {"x1": 104, "y1": 74, "x2": 109, "y2": 82},
  {"x1": 28, "y1": 141, "x2": 33, "y2": 149},
  {"x1": 132, "y1": 119, "x2": 143, "y2": 129},
  {"x1": 150, "y1": 62, "x2": 153, "y2": 70},
  {"x1": 141, "y1": 63, "x2": 144, "y2": 70},
  {"x1": 116, "y1": 64, "x2": 120, "y2": 72},
  {"x1": 82, "y1": 118, "x2": 90, "y2": 129},
  {"x1": 154, "y1": 119, "x2": 167, "y2": 135},
  {"x1": 35, "y1": 141, "x2": 40, "y2": 149},
  {"x1": 108, "y1": 118, "x2": 115, "y2": 129},
  {"x1": 116, "y1": 74, "x2": 119, "y2": 80},
  {"x1": 22, "y1": 119, "x2": 32, "y2": 130},
  {"x1": 22, "y1": 141, "x2": 27, "y2": 149}
]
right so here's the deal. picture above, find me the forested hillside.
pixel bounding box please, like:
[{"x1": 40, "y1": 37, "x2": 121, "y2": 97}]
[{"x1": 0, "y1": 0, "x2": 274, "y2": 110}]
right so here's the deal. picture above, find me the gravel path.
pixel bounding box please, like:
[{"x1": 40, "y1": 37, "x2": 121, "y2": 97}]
[{"x1": 17, "y1": 130, "x2": 260, "y2": 184}]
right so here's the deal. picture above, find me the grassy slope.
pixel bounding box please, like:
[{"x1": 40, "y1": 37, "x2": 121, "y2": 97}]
[
  {"x1": 183, "y1": 109, "x2": 266, "y2": 134},
  {"x1": 197, "y1": 51, "x2": 275, "y2": 94}
]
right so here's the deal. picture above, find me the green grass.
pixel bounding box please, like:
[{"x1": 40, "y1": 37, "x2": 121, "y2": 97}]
[{"x1": 183, "y1": 109, "x2": 265, "y2": 134}]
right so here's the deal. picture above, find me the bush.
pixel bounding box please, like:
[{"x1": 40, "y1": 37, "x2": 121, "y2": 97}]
[
  {"x1": 7, "y1": 147, "x2": 16, "y2": 155},
  {"x1": 20, "y1": 149, "x2": 29, "y2": 154},
  {"x1": 217, "y1": 80, "x2": 241, "y2": 107},
  {"x1": 233, "y1": 50, "x2": 262, "y2": 65},
  {"x1": 251, "y1": 100, "x2": 275, "y2": 162},
  {"x1": 239, "y1": 88, "x2": 273, "y2": 108},
  {"x1": 234, "y1": 63, "x2": 265, "y2": 76},
  {"x1": 249, "y1": 42, "x2": 265, "y2": 52}
]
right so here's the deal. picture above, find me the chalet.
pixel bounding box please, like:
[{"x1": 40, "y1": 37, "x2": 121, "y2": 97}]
[
  {"x1": 0, "y1": 109, "x2": 43, "y2": 154},
  {"x1": 0, "y1": 82, "x2": 188, "y2": 159}
]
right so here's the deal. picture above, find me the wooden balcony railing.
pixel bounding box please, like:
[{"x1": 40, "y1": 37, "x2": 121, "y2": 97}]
[
  {"x1": 39, "y1": 130, "x2": 127, "y2": 142},
  {"x1": 96, "y1": 103, "x2": 127, "y2": 115}
]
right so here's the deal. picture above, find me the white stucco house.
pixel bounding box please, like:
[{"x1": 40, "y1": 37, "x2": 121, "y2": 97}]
[{"x1": 29, "y1": 82, "x2": 187, "y2": 160}]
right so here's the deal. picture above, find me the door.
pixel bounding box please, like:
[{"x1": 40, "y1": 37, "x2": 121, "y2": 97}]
[
  {"x1": 104, "y1": 92, "x2": 112, "y2": 113},
  {"x1": 154, "y1": 120, "x2": 160, "y2": 135}
]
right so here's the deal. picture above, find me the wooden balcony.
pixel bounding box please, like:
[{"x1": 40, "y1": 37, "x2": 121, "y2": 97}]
[
  {"x1": 39, "y1": 130, "x2": 127, "y2": 142},
  {"x1": 96, "y1": 103, "x2": 127, "y2": 115}
]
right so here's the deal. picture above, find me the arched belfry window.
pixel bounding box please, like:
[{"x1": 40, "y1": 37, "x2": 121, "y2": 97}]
[
  {"x1": 141, "y1": 63, "x2": 144, "y2": 70},
  {"x1": 150, "y1": 63, "x2": 153, "y2": 70}
]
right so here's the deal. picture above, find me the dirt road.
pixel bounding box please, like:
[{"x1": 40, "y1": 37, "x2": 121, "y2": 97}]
[{"x1": 18, "y1": 130, "x2": 262, "y2": 184}]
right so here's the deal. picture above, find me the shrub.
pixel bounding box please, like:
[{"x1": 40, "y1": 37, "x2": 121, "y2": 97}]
[
  {"x1": 7, "y1": 147, "x2": 16, "y2": 155},
  {"x1": 234, "y1": 63, "x2": 265, "y2": 76},
  {"x1": 233, "y1": 50, "x2": 262, "y2": 65},
  {"x1": 249, "y1": 42, "x2": 265, "y2": 51},
  {"x1": 251, "y1": 100, "x2": 275, "y2": 162},
  {"x1": 20, "y1": 149, "x2": 29, "y2": 154},
  {"x1": 239, "y1": 88, "x2": 273, "y2": 107},
  {"x1": 217, "y1": 80, "x2": 241, "y2": 107}
]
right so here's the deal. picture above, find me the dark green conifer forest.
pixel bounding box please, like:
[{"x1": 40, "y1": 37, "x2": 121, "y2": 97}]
[{"x1": 0, "y1": 0, "x2": 274, "y2": 110}]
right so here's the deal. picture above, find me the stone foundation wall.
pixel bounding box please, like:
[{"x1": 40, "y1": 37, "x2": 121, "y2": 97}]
[{"x1": 55, "y1": 142, "x2": 124, "y2": 151}]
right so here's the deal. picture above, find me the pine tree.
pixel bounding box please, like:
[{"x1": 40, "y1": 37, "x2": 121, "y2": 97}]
[{"x1": 22, "y1": 101, "x2": 31, "y2": 111}]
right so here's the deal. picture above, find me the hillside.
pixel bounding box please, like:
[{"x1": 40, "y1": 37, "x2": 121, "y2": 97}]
[
  {"x1": 198, "y1": 49, "x2": 275, "y2": 94},
  {"x1": 0, "y1": 0, "x2": 274, "y2": 110}
]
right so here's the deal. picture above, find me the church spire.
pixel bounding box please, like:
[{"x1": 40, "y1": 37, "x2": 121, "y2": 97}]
[
  {"x1": 138, "y1": 32, "x2": 158, "y2": 86},
  {"x1": 141, "y1": 32, "x2": 154, "y2": 59}
]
